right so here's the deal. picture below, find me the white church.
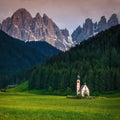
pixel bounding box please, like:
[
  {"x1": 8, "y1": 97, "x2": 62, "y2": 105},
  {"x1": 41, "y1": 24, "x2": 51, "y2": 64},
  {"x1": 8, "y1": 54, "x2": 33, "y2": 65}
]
[{"x1": 76, "y1": 75, "x2": 90, "y2": 97}]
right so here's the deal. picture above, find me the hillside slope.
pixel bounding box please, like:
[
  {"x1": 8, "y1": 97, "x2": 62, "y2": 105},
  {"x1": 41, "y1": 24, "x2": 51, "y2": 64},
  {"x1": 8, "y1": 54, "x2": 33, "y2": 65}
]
[
  {"x1": 26, "y1": 41, "x2": 59, "y2": 58},
  {"x1": 0, "y1": 30, "x2": 59, "y2": 76},
  {"x1": 19, "y1": 25, "x2": 120, "y2": 95}
]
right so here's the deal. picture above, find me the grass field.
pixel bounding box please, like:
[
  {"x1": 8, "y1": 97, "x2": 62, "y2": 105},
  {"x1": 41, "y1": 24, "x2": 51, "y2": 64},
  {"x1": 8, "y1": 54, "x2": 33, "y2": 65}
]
[{"x1": 0, "y1": 91, "x2": 120, "y2": 120}]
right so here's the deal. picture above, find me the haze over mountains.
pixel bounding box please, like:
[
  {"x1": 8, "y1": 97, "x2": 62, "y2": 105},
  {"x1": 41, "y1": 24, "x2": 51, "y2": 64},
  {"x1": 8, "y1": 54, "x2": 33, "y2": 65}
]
[{"x1": 0, "y1": 8, "x2": 120, "y2": 51}]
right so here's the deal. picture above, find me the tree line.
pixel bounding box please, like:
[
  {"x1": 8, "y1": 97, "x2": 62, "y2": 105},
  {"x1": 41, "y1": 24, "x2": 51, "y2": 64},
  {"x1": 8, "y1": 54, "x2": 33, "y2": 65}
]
[{"x1": 1, "y1": 25, "x2": 120, "y2": 95}]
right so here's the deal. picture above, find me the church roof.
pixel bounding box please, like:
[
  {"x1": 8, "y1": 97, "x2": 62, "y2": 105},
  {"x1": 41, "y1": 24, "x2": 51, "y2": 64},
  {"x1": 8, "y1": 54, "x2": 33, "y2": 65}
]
[
  {"x1": 80, "y1": 84, "x2": 89, "y2": 90},
  {"x1": 80, "y1": 85, "x2": 84, "y2": 90}
]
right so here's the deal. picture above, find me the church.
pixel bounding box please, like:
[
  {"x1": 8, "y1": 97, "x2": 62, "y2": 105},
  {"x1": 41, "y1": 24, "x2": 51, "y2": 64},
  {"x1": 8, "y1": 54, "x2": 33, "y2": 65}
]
[{"x1": 76, "y1": 75, "x2": 90, "y2": 97}]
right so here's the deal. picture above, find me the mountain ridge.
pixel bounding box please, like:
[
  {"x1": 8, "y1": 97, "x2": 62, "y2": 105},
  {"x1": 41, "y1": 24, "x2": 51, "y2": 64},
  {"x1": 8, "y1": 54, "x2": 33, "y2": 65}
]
[
  {"x1": 0, "y1": 8, "x2": 73, "y2": 51},
  {"x1": 0, "y1": 9, "x2": 119, "y2": 50},
  {"x1": 72, "y1": 13, "x2": 119, "y2": 44}
]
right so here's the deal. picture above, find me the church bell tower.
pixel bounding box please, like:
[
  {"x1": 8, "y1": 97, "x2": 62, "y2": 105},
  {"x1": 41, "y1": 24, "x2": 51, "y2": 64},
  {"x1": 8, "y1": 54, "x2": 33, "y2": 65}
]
[{"x1": 76, "y1": 75, "x2": 80, "y2": 95}]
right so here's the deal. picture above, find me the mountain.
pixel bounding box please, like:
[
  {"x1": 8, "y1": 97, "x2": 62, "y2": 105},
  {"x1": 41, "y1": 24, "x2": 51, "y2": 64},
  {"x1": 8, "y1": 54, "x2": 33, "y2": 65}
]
[
  {"x1": 72, "y1": 13, "x2": 119, "y2": 44},
  {"x1": 0, "y1": 8, "x2": 73, "y2": 51},
  {"x1": 0, "y1": 30, "x2": 59, "y2": 76},
  {"x1": 16, "y1": 25, "x2": 120, "y2": 95},
  {"x1": 96, "y1": 16, "x2": 107, "y2": 32}
]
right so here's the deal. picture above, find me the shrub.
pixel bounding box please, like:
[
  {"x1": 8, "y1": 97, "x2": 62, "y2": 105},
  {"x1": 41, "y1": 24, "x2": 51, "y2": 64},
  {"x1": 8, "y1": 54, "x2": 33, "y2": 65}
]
[
  {"x1": 93, "y1": 91, "x2": 99, "y2": 96},
  {"x1": 66, "y1": 87, "x2": 72, "y2": 95},
  {"x1": 77, "y1": 93, "x2": 82, "y2": 99}
]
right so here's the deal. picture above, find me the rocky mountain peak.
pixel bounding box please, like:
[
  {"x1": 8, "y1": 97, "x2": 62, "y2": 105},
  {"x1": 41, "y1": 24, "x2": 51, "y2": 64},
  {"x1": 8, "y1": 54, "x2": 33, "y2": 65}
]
[
  {"x1": 14, "y1": 8, "x2": 28, "y2": 12},
  {"x1": 43, "y1": 13, "x2": 50, "y2": 26},
  {"x1": 108, "y1": 13, "x2": 119, "y2": 28},
  {"x1": 8, "y1": 8, "x2": 33, "y2": 40},
  {"x1": 76, "y1": 25, "x2": 82, "y2": 30},
  {"x1": 1, "y1": 17, "x2": 11, "y2": 32},
  {"x1": 71, "y1": 26, "x2": 82, "y2": 43},
  {"x1": 97, "y1": 16, "x2": 107, "y2": 32},
  {"x1": 83, "y1": 18, "x2": 93, "y2": 30},
  {"x1": 36, "y1": 13, "x2": 41, "y2": 18},
  {"x1": 99, "y1": 16, "x2": 107, "y2": 25},
  {"x1": 0, "y1": 8, "x2": 72, "y2": 51},
  {"x1": 101, "y1": 16, "x2": 106, "y2": 21},
  {"x1": 33, "y1": 12, "x2": 42, "y2": 25},
  {"x1": 83, "y1": 18, "x2": 93, "y2": 38},
  {"x1": 72, "y1": 13, "x2": 119, "y2": 44},
  {"x1": 35, "y1": 13, "x2": 42, "y2": 22},
  {"x1": 12, "y1": 8, "x2": 32, "y2": 25},
  {"x1": 43, "y1": 13, "x2": 49, "y2": 18},
  {"x1": 84, "y1": 18, "x2": 93, "y2": 28},
  {"x1": 85, "y1": 18, "x2": 92, "y2": 24}
]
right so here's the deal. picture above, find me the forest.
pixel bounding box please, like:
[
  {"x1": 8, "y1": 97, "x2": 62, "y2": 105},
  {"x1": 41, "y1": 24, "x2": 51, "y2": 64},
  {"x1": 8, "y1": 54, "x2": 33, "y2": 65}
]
[{"x1": 1, "y1": 25, "x2": 120, "y2": 95}]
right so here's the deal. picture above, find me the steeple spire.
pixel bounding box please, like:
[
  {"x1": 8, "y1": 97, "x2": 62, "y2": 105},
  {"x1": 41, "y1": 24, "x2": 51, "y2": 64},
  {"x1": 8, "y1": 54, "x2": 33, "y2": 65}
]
[{"x1": 76, "y1": 74, "x2": 80, "y2": 95}]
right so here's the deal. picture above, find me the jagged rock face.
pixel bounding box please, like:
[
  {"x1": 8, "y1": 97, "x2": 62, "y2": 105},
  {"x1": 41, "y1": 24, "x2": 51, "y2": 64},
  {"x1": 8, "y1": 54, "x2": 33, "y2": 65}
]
[
  {"x1": 72, "y1": 19, "x2": 94, "y2": 43},
  {"x1": 72, "y1": 13, "x2": 119, "y2": 44},
  {"x1": 30, "y1": 13, "x2": 43, "y2": 40},
  {"x1": 72, "y1": 26, "x2": 82, "y2": 43},
  {"x1": 61, "y1": 28, "x2": 69, "y2": 40},
  {"x1": 93, "y1": 22, "x2": 98, "y2": 33},
  {"x1": 42, "y1": 14, "x2": 64, "y2": 42},
  {"x1": 0, "y1": 23, "x2": 1, "y2": 29},
  {"x1": 1, "y1": 17, "x2": 11, "y2": 32},
  {"x1": 107, "y1": 14, "x2": 119, "y2": 28},
  {"x1": 82, "y1": 18, "x2": 93, "y2": 38},
  {"x1": 2, "y1": 8, "x2": 34, "y2": 40},
  {"x1": 97, "y1": 16, "x2": 107, "y2": 32},
  {"x1": 0, "y1": 8, "x2": 72, "y2": 51}
]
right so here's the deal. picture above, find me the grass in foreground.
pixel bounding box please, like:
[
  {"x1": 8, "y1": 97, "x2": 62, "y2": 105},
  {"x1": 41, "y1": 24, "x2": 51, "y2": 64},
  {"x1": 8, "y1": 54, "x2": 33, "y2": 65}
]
[{"x1": 0, "y1": 91, "x2": 120, "y2": 120}]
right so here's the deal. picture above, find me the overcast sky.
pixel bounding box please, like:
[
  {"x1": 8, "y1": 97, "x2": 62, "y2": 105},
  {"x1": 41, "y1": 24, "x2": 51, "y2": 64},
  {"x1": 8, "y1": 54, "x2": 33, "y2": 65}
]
[{"x1": 0, "y1": 0, "x2": 120, "y2": 33}]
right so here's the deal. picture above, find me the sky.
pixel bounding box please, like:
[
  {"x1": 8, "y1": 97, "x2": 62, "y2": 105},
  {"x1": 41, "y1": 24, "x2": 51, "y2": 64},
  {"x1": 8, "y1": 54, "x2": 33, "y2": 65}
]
[{"x1": 0, "y1": 0, "x2": 120, "y2": 34}]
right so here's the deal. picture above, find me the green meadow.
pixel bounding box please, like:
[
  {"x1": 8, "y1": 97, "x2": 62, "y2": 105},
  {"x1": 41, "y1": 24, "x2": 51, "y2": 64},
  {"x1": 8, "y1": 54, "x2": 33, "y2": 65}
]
[{"x1": 0, "y1": 91, "x2": 120, "y2": 120}]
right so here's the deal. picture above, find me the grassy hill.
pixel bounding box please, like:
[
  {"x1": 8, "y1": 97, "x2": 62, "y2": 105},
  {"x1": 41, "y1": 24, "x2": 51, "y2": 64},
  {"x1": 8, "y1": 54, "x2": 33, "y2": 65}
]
[{"x1": 9, "y1": 81, "x2": 28, "y2": 92}]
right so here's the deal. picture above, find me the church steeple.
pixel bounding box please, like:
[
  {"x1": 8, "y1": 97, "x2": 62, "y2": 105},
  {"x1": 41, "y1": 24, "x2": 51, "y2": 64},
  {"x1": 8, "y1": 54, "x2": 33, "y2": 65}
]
[{"x1": 76, "y1": 74, "x2": 80, "y2": 95}]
